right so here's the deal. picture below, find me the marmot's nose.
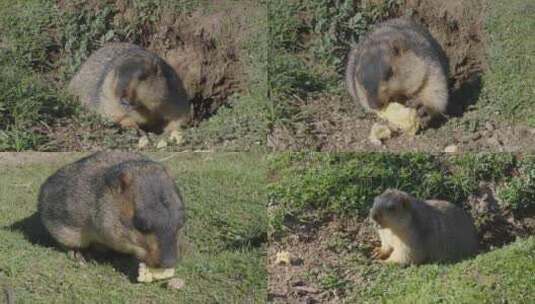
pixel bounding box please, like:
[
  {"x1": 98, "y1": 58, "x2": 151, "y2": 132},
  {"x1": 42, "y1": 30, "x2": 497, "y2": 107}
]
[{"x1": 159, "y1": 254, "x2": 177, "y2": 268}]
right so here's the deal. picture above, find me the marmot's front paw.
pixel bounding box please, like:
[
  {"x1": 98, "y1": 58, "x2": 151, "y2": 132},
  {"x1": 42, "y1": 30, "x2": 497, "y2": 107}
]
[
  {"x1": 67, "y1": 250, "x2": 87, "y2": 264},
  {"x1": 372, "y1": 247, "x2": 393, "y2": 260},
  {"x1": 416, "y1": 105, "x2": 433, "y2": 128}
]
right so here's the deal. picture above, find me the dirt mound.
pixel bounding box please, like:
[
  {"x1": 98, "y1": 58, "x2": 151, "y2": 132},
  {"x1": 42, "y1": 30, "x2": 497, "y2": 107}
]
[
  {"x1": 156, "y1": 11, "x2": 244, "y2": 123},
  {"x1": 467, "y1": 182, "x2": 535, "y2": 251},
  {"x1": 398, "y1": 0, "x2": 486, "y2": 114}
]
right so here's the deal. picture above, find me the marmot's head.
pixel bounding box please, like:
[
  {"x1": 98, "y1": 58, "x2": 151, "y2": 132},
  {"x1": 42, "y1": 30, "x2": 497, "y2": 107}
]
[
  {"x1": 355, "y1": 35, "x2": 427, "y2": 111},
  {"x1": 104, "y1": 160, "x2": 186, "y2": 268},
  {"x1": 370, "y1": 189, "x2": 413, "y2": 229},
  {"x1": 114, "y1": 55, "x2": 191, "y2": 133}
]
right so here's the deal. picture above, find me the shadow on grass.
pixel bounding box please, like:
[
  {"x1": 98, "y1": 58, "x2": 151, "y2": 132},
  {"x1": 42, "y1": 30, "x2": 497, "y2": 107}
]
[{"x1": 6, "y1": 213, "x2": 139, "y2": 282}]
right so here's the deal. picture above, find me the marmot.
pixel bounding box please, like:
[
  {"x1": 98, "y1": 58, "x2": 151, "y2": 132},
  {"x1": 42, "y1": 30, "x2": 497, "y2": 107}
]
[
  {"x1": 346, "y1": 18, "x2": 449, "y2": 125},
  {"x1": 38, "y1": 151, "x2": 186, "y2": 268},
  {"x1": 68, "y1": 43, "x2": 191, "y2": 134},
  {"x1": 370, "y1": 189, "x2": 478, "y2": 265}
]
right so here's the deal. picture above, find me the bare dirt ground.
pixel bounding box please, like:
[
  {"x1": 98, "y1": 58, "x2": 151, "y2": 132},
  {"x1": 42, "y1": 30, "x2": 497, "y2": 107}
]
[
  {"x1": 269, "y1": 0, "x2": 535, "y2": 152},
  {"x1": 0, "y1": 153, "x2": 83, "y2": 167},
  {"x1": 269, "y1": 94, "x2": 535, "y2": 152},
  {"x1": 268, "y1": 185, "x2": 535, "y2": 303}
]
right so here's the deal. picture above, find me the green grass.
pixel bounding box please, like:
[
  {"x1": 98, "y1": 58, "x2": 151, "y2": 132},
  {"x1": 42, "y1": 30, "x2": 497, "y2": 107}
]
[
  {"x1": 480, "y1": 0, "x2": 535, "y2": 126},
  {"x1": 268, "y1": 153, "x2": 533, "y2": 234},
  {"x1": 268, "y1": 153, "x2": 535, "y2": 302},
  {"x1": 0, "y1": 153, "x2": 267, "y2": 303},
  {"x1": 348, "y1": 237, "x2": 535, "y2": 303}
]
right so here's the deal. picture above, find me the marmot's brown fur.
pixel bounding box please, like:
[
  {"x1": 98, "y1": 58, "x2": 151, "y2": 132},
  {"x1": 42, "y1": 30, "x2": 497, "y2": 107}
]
[
  {"x1": 346, "y1": 18, "x2": 449, "y2": 125},
  {"x1": 68, "y1": 43, "x2": 191, "y2": 134},
  {"x1": 370, "y1": 189, "x2": 478, "y2": 265},
  {"x1": 38, "y1": 151, "x2": 186, "y2": 268}
]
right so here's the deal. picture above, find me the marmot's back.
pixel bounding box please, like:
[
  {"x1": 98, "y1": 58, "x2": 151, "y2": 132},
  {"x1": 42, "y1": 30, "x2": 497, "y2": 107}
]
[
  {"x1": 414, "y1": 199, "x2": 478, "y2": 263},
  {"x1": 68, "y1": 43, "x2": 147, "y2": 106},
  {"x1": 38, "y1": 151, "x2": 146, "y2": 230},
  {"x1": 68, "y1": 43, "x2": 190, "y2": 133},
  {"x1": 38, "y1": 152, "x2": 185, "y2": 268}
]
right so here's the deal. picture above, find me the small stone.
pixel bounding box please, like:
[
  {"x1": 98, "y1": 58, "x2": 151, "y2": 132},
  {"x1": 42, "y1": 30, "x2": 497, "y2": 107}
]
[
  {"x1": 169, "y1": 130, "x2": 184, "y2": 145},
  {"x1": 166, "y1": 278, "x2": 185, "y2": 290},
  {"x1": 293, "y1": 285, "x2": 320, "y2": 294},
  {"x1": 444, "y1": 144, "x2": 458, "y2": 153},
  {"x1": 138, "y1": 136, "x2": 150, "y2": 149},
  {"x1": 485, "y1": 122, "x2": 495, "y2": 132},
  {"x1": 156, "y1": 139, "x2": 168, "y2": 149},
  {"x1": 471, "y1": 132, "x2": 482, "y2": 141}
]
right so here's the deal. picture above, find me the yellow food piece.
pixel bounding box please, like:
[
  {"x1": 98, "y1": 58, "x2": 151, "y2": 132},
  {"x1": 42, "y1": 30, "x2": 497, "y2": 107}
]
[
  {"x1": 369, "y1": 123, "x2": 392, "y2": 145},
  {"x1": 274, "y1": 251, "x2": 291, "y2": 265},
  {"x1": 377, "y1": 102, "x2": 421, "y2": 136},
  {"x1": 137, "y1": 263, "x2": 175, "y2": 283}
]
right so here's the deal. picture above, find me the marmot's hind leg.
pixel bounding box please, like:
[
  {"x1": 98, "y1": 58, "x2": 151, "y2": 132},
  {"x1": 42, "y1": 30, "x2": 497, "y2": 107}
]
[{"x1": 47, "y1": 225, "x2": 88, "y2": 249}]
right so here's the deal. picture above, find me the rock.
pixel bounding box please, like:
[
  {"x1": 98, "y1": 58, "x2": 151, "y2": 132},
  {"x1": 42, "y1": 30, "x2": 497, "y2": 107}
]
[
  {"x1": 368, "y1": 123, "x2": 392, "y2": 145},
  {"x1": 471, "y1": 132, "x2": 482, "y2": 141},
  {"x1": 169, "y1": 130, "x2": 184, "y2": 145},
  {"x1": 138, "y1": 136, "x2": 150, "y2": 149},
  {"x1": 156, "y1": 139, "x2": 168, "y2": 149},
  {"x1": 166, "y1": 278, "x2": 186, "y2": 290},
  {"x1": 444, "y1": 144, "x2": 458, "y2": 153},
  {"x1": 293, "y1": 285, "x2": 320, "y2": 295},
  {"x1": 485, "y1": 122, "x2": 495, "y2": 132}
]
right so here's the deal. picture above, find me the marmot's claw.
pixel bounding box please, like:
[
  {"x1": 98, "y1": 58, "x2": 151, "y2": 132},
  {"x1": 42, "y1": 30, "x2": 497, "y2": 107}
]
[
  {"x1": 371, "y1": 247, "x2": 383, "y2": 259},
  {"x1": 68, "y1": 250, "x2": 87, "y2": 264},
  {"x1": 417, "y1": 106, "x2": 432, "y2": 127}
]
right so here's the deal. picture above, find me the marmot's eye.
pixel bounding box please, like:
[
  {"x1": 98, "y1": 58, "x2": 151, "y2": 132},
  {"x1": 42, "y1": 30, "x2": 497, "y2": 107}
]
[{"x1": 133, "y1": 215, "x2": 152, "y2": 233}]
